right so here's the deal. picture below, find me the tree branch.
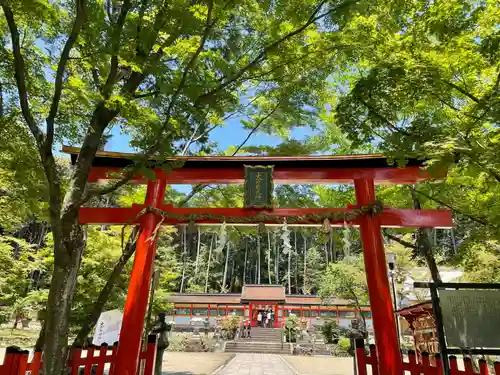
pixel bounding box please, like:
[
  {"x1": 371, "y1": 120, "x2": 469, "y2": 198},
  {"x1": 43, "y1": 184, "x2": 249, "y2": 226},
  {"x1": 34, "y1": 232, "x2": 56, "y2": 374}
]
[
  {"x1": 358, "y1": 98, "x2": 411, "y2": 136},
  {"x1": 46, "y1": 0, "x2": 87, "y2": 151},
  {"x1": 441, "y1": 79, "x2": 481, "y2": 104},
  {"x1": 413, "y1": 188, "x2": 490, "y2": 226},
  {"x1": 177, "y1": 98, "x2": 285, "y2": 206},
  {"x1": 232, "y1": 97, "x2": 284, "y2": 154},
  {"x1": 383, "y1": 230, "x2": 416, "y2": 249},
  {"x1": 1, "y1": 3, "x2": 40, "y2": 145},
  {"x1": 102, "y1": 0, "x2": 132, "y2": 98},
  {"x1": 72, "y1": 226, "x2": 140, "y2": 347},
  {"x1": 195, "y1": 0, "x2": 356, "y2": 105}
]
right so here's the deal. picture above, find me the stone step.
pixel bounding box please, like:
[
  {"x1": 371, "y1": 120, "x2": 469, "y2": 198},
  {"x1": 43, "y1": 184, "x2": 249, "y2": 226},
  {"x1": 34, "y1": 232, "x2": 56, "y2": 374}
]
[
  {"x1": 225, "y1": 344, "x2": 291, "y2": 354},
  {"x1": 225, "y1": 348, "x2": 291, "y2": 354}
]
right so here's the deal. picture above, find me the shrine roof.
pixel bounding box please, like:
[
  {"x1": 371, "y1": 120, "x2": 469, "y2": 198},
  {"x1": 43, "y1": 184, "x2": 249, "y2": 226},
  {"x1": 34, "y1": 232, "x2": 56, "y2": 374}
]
[
  {"x1": 241, "y1": 285, "x2": 286, "y2": 303},
  {"x1": 166, "y1": 291, "x2": 355, "y2": 306},
  {"x1": 62, "y1": 146, "x2": 425, "y2": 170},
  {"x1": 397, "y1": 301, "x2": 433, "y2": 316}
]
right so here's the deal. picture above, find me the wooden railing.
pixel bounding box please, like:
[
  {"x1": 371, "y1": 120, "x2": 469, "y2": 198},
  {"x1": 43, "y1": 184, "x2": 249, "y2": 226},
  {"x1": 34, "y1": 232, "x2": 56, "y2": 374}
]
[
  {"x1": 355, "y1": 339, "x2": 500, "y2": 375},
  {"x1": 0, "y1": 335, "x2": 157, "y2": 375}
]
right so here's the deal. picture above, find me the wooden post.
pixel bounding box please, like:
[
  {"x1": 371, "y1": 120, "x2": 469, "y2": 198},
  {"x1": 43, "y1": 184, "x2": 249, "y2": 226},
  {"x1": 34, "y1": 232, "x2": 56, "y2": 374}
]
[
  {"x1": 112, "y1": 179, "x2": 166, "y2": 375},
  {"x1": 354, "y1": 179, "x2": 402, "y2": 375}
]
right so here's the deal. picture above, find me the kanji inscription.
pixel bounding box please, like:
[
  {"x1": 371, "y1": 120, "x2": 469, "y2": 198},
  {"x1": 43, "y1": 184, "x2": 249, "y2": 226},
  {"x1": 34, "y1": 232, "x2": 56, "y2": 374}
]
[
  {"x1": 244, "y1": 165, "x2": 274, "y2": 209},
  {"x1": 440, "y1": 290, "x2": 500, "y2": 348}
]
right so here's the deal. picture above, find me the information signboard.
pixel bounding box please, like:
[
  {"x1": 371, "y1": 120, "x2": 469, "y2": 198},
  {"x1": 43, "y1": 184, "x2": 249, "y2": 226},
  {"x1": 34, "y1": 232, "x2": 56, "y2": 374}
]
[{"x1": 440, "y1": 290, "x2": 500, "y2": 348}]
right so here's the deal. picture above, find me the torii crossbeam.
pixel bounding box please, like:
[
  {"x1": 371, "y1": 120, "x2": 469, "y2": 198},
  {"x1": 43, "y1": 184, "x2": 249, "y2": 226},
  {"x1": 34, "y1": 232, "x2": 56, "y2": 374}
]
[{"x1": 63, "y1": 146, "x2": 453, "y2": 375}]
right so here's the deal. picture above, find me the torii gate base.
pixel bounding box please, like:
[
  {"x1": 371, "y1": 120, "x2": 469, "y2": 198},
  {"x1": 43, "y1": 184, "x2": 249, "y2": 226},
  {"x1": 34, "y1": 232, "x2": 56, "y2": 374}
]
[
  {"x1": 66, "y1": 149, "x2": 453, "y2": 375},
  {"x1": 355, "y1": 179, "x2": 402, "y2": 375}
]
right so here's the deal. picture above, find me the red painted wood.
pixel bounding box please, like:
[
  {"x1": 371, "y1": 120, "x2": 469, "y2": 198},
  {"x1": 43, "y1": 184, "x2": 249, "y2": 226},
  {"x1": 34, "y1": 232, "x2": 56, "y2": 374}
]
[
  {"x1": 464, "y1": 358, "x2": 475, "y2": 375},
  {"x1": 17, "y1": 351, "x2": 29, "y2": 375},
  {"x1": 355, "y1": 179, "x2": 402, "y2": 375},
  {"x1": 70, "y1": 348, "x2": 82, "y2": 375},
  {"x1": 79, "y1": 205, "x2": 453, "y2": 228},
  {"x1": 142, "y1": 336, "x2": 158, "y2": 375},
  {"x1": 95, "y1": 345, "x2": 108, "y2": 375},
  {"x1": 87, "y1": 165, "x2": 431, "y2": 184},
  {"x1": 494, "y1": 362, "x2": 500, "y2": 375},
  {"x1": 369, "y1": 345, "x2": 379, "y2": 375},
  {"x1": 449, "y1": 356, "x2": 460, "y2": 374},
  {"x1": 479, "y1": 359, "x2": 489, "y2": 375},
  {"x1": 27, "y1": 351, "x2": 42, "y2": 375},
  {"x1": 355, "y1": 347, "x2": 368, "y2": 375},
  {"x1": 113, "y1": 179, "x2": 167, "y2": 375}
]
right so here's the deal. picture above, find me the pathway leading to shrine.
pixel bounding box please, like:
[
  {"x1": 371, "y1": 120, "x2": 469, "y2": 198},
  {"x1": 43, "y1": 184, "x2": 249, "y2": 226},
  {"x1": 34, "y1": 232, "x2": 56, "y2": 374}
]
[
  {"x1": 212, "y1": 353, "x2": 360, "y2": 375},
  {"x1": 215, "y1": 353, "x2": 295, "y2": 375}
]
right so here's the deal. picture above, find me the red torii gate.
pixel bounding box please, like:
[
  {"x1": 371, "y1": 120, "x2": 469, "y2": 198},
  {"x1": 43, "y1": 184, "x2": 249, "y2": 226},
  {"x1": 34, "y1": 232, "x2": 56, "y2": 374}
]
[{"x1": 64, "y1": 147, "x2": 453, "y2": 375}]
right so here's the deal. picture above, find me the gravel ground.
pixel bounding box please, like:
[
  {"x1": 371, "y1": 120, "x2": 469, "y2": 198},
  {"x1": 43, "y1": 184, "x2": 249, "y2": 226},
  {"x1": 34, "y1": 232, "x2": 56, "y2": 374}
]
[{"x1": 161, "y1": 352, "x2": 235, "y2": 375}]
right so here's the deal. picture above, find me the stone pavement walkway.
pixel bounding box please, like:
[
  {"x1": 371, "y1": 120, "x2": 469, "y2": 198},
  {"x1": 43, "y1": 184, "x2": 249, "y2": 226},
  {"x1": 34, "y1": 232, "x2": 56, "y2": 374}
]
[{"x1": 215, "y1": 353, "x2": 295, "y2": 375}]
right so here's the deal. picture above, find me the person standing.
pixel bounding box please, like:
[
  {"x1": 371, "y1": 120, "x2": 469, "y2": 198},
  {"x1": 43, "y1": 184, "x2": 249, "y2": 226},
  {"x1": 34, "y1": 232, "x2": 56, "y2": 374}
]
[
  {"x1": 267, "y1": 311, "x2": 272, "y2": 328},
  {"x1": 151, "y1": 313, "x2": 170, "y2": 375},
  {"x1": 257, "y1": 312, "x2": 262, "y2": 327}
]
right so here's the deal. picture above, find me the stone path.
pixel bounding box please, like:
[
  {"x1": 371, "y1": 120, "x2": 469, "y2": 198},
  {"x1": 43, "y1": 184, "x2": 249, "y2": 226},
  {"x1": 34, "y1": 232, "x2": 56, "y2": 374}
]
[{"x1": 215, "y1": 353, "x2": 295, "y2": 375}]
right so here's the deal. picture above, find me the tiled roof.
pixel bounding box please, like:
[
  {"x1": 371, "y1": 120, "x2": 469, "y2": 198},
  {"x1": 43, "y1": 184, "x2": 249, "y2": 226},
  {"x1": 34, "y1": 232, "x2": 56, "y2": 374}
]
[
  {"x1": 166, "y1": 291, "x2": 355, "y2": 306},
  {"x1": 241, "y1": 285, "x2": 286, "y2": 302},
  {"x1": 167, "y1": 293, "x2": 241, "y2": 304}
]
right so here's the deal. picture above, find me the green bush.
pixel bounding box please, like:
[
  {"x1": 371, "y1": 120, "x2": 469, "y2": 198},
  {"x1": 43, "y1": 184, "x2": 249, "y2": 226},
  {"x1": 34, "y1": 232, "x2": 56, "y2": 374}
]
[
  {"x1": 321, "y1": 319, "x2": 340, "y2": 344},
  {"x1": 338, "y1": 337, "x2": 351, "y2": 352}
]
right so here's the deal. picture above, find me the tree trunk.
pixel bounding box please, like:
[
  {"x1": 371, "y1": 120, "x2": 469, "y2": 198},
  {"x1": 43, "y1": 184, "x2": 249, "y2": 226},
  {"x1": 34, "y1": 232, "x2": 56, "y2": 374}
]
[
  {"x1": 42, "y1": 217, "x2": 86, "y2": 375},
  {"x1": 331, "y1": 230, "x2": 336, "y2": 262},
  {"x1": 222, "y1": 241, "x2": 230, "y2": 291},
  {"x1": 194, "y1": 227, "x2": 201, "y2": 276},
  {"x1": 303, "y1": 236, "x2": 307, "y2": 294},
  {"x1": 410, "y1": 186, "x2": 442, "y2": 283},
  {"x1": 324, "y1": 242, "x2": 329, "y2": 266},
  {"x1": 257, "y1": 235, "x2": 261, "y2": 284},
  {"x1": 72, "y1": 227, "x2": 139, "y2": 347},
  {"x1": 229, "y1": 254, "x2": 235, "y2": 292},
  {"x1": 294, "y1": 230, "x2": 298, "y2": 293},
  {"x1": 287, "y1": 242, "x2": 291, "y2": 294},
  {"x1": 450, "y1": 229, "x2": 457, "y2": 254},
  {"x1": 267, "y1": 231, "x2": 272, "y2": 284},
  {"x1": 243, "y1": 240, "x2": 248, "y2": 284},
  {"x1": 180, "y1": 226, "x2": 187, "y2": 292},
  {"x1": 205, "y1": 234, "x2": 214, "y2": 293},
  {"x1": 275, "y1": 231, "x2": 279, "y2": 284}
]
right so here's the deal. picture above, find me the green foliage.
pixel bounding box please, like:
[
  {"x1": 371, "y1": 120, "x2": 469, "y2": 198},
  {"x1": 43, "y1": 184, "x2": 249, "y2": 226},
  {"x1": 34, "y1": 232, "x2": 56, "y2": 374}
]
[
  {"x1": 0, "y1": 236, "x2": 37, "y2": 306},
  {"x1": 321, "y1": 318, "x2": 340, "y2": 344},
  {"x1": 460, "y1": 239, "x2": 500, "y2": 283},
  {"x1": 318, "y1": 257, "x2": 368, "y2": 308}
]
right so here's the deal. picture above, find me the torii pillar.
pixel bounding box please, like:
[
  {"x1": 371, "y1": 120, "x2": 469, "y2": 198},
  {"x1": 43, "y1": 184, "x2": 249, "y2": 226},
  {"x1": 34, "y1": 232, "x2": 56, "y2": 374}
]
[
  {"x1": 113, "y1": 179, "x2": 166, "y2": 375},
  {"x1": 355, "y1": 178, "x2": 402, "y2": 375}
]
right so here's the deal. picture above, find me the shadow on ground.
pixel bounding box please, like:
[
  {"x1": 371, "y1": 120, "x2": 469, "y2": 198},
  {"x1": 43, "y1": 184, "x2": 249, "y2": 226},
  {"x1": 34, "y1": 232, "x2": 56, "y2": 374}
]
[{"x1": 162, "y1": 372, "x2": 205, "y2": 375}]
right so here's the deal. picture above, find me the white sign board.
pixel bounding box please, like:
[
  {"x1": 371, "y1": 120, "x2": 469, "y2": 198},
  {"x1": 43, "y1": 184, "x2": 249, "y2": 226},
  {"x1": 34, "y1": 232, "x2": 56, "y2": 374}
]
[
  {"x1": 93, "y1": 309, "x2": 123, "y2": 346},
  {"x1": 440, "y1": 290, "x2": 500, "y2": 348}
]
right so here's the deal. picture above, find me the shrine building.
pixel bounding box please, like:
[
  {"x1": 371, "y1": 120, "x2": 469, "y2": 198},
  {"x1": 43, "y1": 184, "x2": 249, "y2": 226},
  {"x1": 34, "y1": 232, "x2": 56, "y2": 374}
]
[{"x1": 165, "y1": 284, "x2": 373, "y2": 330}]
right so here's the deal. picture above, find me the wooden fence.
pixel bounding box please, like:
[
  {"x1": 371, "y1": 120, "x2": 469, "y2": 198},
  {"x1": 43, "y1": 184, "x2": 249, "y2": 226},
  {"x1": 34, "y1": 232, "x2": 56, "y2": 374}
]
[
  {"x1": 355, "y1": 339, "x2": 500, "y2": 375},
  {"x1": 0, "y1": 334, "x2": 157, "y2": 375}
]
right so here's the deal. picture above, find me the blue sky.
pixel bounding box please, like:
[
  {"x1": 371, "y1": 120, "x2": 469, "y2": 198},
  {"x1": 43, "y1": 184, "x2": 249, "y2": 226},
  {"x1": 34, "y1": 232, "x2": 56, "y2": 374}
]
[
  {"x1": 103, "y1": 117, "x2": 316, "y2": 193},
  {"x1": 105, "y1": 117, "x2": 314, "y2": 154}
]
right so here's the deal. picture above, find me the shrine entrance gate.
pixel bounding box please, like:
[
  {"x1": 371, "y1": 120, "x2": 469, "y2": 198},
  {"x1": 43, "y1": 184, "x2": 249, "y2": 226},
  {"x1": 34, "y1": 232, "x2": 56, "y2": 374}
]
[{"x1": 64, "y1": 147, "x2": 454, "y2": 375}]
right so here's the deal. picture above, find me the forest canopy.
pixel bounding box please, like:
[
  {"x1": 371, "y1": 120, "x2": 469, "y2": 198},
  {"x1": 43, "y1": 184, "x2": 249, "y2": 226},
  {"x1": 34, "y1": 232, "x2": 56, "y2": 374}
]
[{"x1": 0, "y1": 0, "x2": 499, "y2": 373}]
